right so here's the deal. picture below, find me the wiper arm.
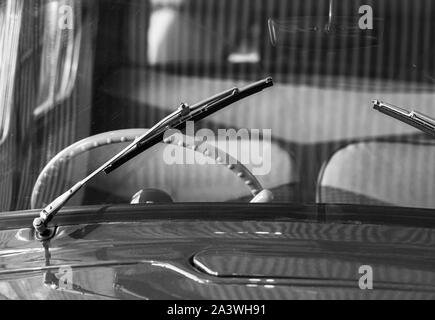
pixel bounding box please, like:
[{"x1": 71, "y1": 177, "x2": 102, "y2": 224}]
[
  {"x1": 33, "y1": 77, "x2": 273, "y2": 238},
  {"x1": 372, "y1": 100, "x2": 435, "y2": 138}
]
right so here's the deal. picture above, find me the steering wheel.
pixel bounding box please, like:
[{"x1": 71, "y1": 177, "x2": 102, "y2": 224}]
[{"x1": 31, "y1": 129, "x2": 273, "y2": 209}]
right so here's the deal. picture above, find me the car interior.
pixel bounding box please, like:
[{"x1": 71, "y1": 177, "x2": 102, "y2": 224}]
[{"x1": 1, "y1": 0, "x2": 435, "y2": 211}]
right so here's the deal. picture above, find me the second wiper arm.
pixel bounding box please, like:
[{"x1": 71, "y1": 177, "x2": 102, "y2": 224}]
[{"x1": 372, "y1": 99, "x2": 435, "y2": 138}]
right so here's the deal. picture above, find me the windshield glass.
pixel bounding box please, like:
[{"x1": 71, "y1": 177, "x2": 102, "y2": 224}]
[{"x1": 1, "y1": 0, "x2": 435, "y2": 212}]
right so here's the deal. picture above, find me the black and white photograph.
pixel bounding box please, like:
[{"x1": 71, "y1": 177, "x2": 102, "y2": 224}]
[{"x1": 0, "y1": 0, "x2": 435, "y2": 305}]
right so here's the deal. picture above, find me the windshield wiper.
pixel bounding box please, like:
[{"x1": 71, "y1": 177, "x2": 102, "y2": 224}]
[
  {"x1": 372, "y1": 100, "x2": 435, "y2": 138},
  {"x1": 32, "y1": 77, "x2": 273, "y2": 239}
]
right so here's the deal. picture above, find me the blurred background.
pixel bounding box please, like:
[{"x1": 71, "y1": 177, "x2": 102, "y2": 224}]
[{"x1": 1, "y1": 0, "x2": 435, "y2": 211}]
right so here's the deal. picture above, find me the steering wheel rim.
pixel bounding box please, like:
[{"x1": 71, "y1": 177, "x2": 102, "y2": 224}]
[{"x1": 31, "y1": 129, "x2": 273, "y2": 209}]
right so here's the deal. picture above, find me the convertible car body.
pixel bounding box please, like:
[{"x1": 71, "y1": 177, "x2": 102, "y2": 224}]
[{"x1": 1, "y1": 203, "x2": 435, "y2": 299}]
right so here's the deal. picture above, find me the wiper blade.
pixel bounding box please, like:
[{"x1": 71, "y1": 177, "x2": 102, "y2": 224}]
[
  {"x1": 103, "y1": 77, "x2": 273, "y2": 174},
  {"x1": 372, "y1": 100, "x2": 435, "y2": 138},
  {"x1": 33, "y1": 77, "x2": 273, "y2": 238}
]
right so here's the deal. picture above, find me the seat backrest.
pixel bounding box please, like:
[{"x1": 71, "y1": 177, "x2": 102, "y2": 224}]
[{"x1": 317, "y1": 141, "x2": 435, "y2": 208}]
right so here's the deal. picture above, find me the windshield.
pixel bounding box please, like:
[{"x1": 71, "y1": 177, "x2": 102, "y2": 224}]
[{"x1": 1, "y1": 0, "x2": 435, "y2": 212}]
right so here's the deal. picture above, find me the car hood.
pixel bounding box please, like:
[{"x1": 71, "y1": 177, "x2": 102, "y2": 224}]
[{"x1": 0, "y1": 203, "x2": 435, "y2": 299}]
